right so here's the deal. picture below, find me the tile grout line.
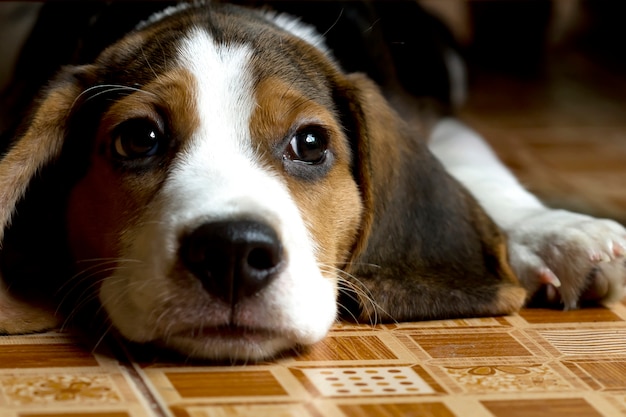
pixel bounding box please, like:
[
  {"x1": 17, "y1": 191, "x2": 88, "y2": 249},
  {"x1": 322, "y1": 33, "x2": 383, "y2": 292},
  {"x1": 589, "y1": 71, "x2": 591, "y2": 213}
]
[{"x1": 105, "y1": 334, "x2": 172, "y2": 417}]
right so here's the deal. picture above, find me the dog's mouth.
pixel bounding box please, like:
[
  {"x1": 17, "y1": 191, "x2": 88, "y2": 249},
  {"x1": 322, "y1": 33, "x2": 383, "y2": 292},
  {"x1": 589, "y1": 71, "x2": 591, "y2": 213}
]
[
  {"x1": 162, "y1": 324, "x2": 295, "y2": 360},
  {"x1": 172, "y1": 324, "x2": 278, "y2": 341}
]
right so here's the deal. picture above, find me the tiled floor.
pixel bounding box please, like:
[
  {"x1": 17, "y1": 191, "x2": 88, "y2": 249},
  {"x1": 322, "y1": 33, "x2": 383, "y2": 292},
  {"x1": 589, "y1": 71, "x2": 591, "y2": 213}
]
[
  {"x1": 3, "y1": 305, "x2": 626, "y2": 417},
  {"x1": 3, "y1": 9, "x2": 626, "y2": 417}
]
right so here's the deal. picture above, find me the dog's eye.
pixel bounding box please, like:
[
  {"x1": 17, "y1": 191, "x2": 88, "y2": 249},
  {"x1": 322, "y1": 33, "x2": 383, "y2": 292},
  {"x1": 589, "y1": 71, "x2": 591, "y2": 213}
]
[
  {"x1": 112, "y1": 118, "x2": 163, "y2": 159},
  {"x1": 284, "y1": 127, "x2": 328, "y2": 164}
]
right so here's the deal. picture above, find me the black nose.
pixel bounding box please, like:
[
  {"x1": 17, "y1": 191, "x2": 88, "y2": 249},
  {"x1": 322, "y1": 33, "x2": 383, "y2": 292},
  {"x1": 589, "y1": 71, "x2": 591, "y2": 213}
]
[{"x1": 180, "y1": 220, "x2": 283, "y2": 305}]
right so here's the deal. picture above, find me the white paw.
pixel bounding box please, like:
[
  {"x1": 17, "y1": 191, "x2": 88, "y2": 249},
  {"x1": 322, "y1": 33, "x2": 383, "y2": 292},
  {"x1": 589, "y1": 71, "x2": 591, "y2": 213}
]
[{"x1": 507, "y1": 209, "x2": 626, "y2": 309}]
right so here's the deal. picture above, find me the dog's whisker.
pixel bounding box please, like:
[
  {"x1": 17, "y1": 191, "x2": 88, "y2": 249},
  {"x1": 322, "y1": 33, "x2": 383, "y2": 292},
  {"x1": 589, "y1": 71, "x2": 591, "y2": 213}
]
[
  {"x1": 59, "y1": 279, "x2": 108, "y2": 322},
  {"x1": 57, "y1": 263, "x2": 144, "y2": 327},
  {"x1": 60, "y1": 292, "x2": 102, "y2": 331},
  {"x1": 335, "y1": 300, "x2": 361, "y2": 324},
  {"x1": 318, "y1": 7, "x2": 344, "y2": 41},
  {"x1": 59, "y1": 274, "x2": 103, "y2": 303},
  {"x1": 58, "y1": 258, "x2": 141, "y2": 291},
  {"x1": 318, "y1": 262, "x2": 394, "y2": 326},
  {"x1": 90, "y1": 322, "x2": 116, "y2": 354},
  {"x1": 151, "y1": 306, "x2": 177, "y2": 337},
  {"x1": 69, "y1": 276, "x2": 145, "y2": 338},
  {"x1": 88, "y1": 296, "x2": 118, "y2": 331},
  {"x1": 81, "y1": 87, "x2": 146, "y2": 104},
  {"x1": 156, "y1": 35, "x2": 168, "y2": 69},
  {"x1": 70, "y1": 84, "x2": 157, "y2": 112},
  {"x1": 74, "y1": 257, "x2": 143, "y2": 265},
  {"x1": 326, "y1": 260, "x2": 383, "y2": 269},
  {"x1": 336, "y1": 278, "x2": 383, "y2": 327},
  {"x1": 72, "y1": 85, "x2": 134, "y2": 106},
  {"x1": 82, "y1": 84, "x2": 153, "y2": 98},
  {"x1": 140, "y1": 43, "x2": 159, "y2": 80},
  {"x1": 55, "y1": 261, "x2": 139, "y2": 303},
  {"x1": 363, "y1": 17, "x2": 382, "y2": 34}
]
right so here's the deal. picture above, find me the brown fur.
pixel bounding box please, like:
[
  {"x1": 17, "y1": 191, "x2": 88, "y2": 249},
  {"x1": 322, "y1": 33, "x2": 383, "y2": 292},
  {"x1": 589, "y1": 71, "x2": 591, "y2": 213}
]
[
  {"x1": 251, "y1": 77, "x2": 363, "y2": 275},
  {"x1": 68, "y1": 68, "x2": 201, "y2": 262},
  {"x1": 0, "y1": 68, "x2": 91, "y2": 333},
  {"x1": 336, "y1": 74, "x2": 525, "y2": 321},
  {"x1": 0, "y1": 73, "x2": 84, "y2": 241}
]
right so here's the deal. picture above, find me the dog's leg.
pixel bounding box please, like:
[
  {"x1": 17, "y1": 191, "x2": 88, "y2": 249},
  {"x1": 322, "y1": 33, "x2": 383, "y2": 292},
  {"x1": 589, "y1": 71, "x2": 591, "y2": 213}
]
[{"x1": 428, "y1": 118, "x2": 626, "y2": 309}]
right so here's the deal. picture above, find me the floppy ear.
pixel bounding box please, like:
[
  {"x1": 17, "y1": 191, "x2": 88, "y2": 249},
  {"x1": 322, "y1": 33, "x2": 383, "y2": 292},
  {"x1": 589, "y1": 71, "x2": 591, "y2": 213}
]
[
  {"x1": 337, "y1": 73, "x2": 526, "y2": 322},
  {"x1": 0, "y1": 66, "x2": 92, "y2": 334}
]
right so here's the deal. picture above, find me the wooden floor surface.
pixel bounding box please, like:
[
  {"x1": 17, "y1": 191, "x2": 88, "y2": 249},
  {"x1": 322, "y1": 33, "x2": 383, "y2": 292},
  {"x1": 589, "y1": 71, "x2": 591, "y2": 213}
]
[{"x1": 2, "y1": 8, "x2": 626, "y2": 417}]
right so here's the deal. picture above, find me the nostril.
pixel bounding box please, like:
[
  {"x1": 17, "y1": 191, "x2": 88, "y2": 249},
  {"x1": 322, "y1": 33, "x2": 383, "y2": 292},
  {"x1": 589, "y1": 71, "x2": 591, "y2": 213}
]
[{"x1": 247, "y1": 246, "x2": 280, "y2": 271}]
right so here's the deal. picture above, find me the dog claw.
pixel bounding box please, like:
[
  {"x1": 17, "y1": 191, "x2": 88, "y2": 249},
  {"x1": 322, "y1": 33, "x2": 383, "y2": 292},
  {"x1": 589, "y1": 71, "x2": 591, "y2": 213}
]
[
  {"x1": 545, "y1": 284, "x2": 559, "y2": 304},
  {"x1": 509, "y1": 210, "x2": 626, "y2": 309},
  {"x1": 538, "y1": 267, "x2": 561, "y2": 288},
  {"x1": 590, "y1": 250, "x2": 611, "y2": 263}
]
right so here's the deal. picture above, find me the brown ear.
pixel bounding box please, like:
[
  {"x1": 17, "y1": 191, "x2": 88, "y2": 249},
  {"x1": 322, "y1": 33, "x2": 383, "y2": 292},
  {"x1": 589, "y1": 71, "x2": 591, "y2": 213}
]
[
  {"x1": 337, "y1": 73, "x2": 526, "y2": 322},
  {"x1": 0, "y1": 66, "x2": 92, "y2": 334}
]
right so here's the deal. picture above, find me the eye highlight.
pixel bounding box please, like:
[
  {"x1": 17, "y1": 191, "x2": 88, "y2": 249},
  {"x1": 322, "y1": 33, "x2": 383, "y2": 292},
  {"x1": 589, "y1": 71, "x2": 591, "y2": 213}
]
[
  {"x1": 283, "y1": 126, "x2": 328, "y2": 165},
  {"x1": 111, "y1": 118, "x2": 164, "y2": 159}
]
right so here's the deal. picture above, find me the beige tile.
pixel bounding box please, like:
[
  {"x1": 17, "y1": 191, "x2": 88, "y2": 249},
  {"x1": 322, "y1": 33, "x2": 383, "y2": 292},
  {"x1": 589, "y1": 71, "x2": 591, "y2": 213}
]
[
  {"x1": 481, "y1": 398, "x2": 604, "y2": 417},
  {"x1": 338, "y1": 402, "x2": 455, "y2": 417},
  {"x1": 411, "y1": 332, "x2": 533, "y2": 358},
  {"x1": 165, "y1": 370, "x2": 288, "y2": 398},
  {"x1": 296, "y1": 335, "x2": 398, "y2": 362}
]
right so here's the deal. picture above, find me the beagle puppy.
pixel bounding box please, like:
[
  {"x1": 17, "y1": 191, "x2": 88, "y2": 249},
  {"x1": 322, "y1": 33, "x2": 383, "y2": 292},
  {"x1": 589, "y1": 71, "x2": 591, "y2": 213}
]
[{"x1": 0, "y1": 1, "x2": 624, "y2": 361}]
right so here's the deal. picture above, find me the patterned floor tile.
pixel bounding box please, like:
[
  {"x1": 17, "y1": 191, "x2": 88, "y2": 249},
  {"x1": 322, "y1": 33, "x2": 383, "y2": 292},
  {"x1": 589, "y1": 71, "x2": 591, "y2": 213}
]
[
  {"x1": 481, "y1": 398, "x2": 604, "y2": 417},
  {"x1": 563, "y1": 361, "x2": 626, "y2": 391},
  {"x1": 165, "y1": 370, "x2": 287, "y2": 398},
  {"x1": 170, "y1": 403, "x2": 317, "y2": 417},
  {"x1": 337, "y1": 401, "x2": 455, "y2": 417},
  {"x1": 295, "y1": 335, "x2": 399, "y2": 362},
  {"x1": 443, "y1": 363, "x2": 573, "y2": 393},
  {"x1": 0, "y1": 344, "x2": 99, "y2": 369},
  {"x1": 0, "y1": 373, "x2": 123, "y2": 405},
  {"x1": 297, "y1": 367, "x2": 435, "y2": 397},
  {"x1": 410, "y1": 331, "x2": 533, "y2": 359},
  {"x1": 537, "y1": 329, "x2": 626, "y2": 357},
  {"x1": 519, "y1": 308, "x2": 624, "y2": 324},
  {"x1": 0, "y1": 334, "x2": 156, "y2": 417}
]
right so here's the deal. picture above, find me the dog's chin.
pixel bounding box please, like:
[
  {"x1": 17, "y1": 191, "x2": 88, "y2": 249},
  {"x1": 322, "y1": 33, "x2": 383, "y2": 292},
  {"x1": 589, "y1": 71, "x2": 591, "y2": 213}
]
[
  {"x1": 99, "y1": 267, "x2": 338, "y2": 361},
  {"x1": 103, "y1": 299, "x2": 331, "y2": 361},
  {"x1": 162, "y1": 326, "x2": 297, "y2": 361}
]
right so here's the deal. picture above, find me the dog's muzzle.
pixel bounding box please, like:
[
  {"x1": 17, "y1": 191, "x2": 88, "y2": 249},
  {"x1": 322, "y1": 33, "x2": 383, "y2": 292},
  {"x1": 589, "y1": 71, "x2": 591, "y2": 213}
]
[{"x1": 180, "y1": 220, "x2": 284, "y2": 305}]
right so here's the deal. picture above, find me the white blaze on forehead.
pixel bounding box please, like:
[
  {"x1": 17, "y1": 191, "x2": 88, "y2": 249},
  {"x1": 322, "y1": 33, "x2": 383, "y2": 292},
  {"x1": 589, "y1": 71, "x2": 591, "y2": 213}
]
[
  {"x1": 168, "y1": 28, "x2": 270, "y2": 219},
  {"x1": 177, "y1": 28, "x2": 256, "y2": 161}
]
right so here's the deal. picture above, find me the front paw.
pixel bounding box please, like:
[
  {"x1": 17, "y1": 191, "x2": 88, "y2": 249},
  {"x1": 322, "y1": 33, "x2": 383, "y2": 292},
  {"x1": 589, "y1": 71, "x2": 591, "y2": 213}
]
[{"x1": 507, "y1": 209, "x2": 626, "y2": 309}]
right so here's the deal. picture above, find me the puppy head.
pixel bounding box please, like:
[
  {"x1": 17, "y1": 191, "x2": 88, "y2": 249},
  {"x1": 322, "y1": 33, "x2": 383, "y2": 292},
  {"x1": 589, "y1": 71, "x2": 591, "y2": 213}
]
[
  {"x1": 1, "y1": 4, "x2": 364, "y2": 360},
  {"x1": 0, "y1": 3, "x2": 524, "y2": 360}
]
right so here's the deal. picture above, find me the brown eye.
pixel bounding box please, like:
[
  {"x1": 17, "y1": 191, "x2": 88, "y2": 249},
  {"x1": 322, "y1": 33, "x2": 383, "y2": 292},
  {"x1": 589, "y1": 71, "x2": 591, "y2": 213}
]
[
  {"x1": 284, "y1": 127, "x2": 328, "y2": 164},
  {"x1": 112, "y1": 118, "x2": 163, "y2": 159}
]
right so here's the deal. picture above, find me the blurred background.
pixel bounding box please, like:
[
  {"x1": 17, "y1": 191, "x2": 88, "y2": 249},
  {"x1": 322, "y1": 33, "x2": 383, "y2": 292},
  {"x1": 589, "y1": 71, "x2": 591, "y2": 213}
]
[{"x1": 420, "y1": 0, "x2": 626, "y2": 224}]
